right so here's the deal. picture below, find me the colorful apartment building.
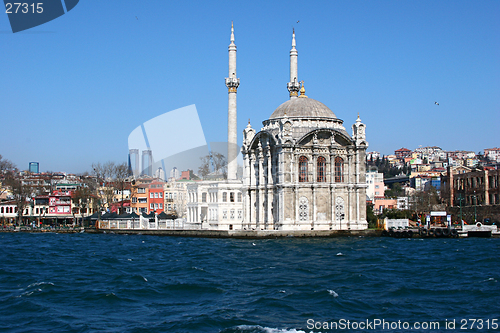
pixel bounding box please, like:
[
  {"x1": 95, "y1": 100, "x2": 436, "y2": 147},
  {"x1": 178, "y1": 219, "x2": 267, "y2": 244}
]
[
  {"x1": 148, "y1": 180, "x2": 165, "y2": 214},
  {"x1": 131, "y1": 182, "x2": 149, "y2": 214}
]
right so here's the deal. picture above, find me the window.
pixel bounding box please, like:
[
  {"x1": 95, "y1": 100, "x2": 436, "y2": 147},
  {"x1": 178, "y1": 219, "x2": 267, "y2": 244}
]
[
  {"x1": 154, "y1": 203, "x2": 158, "y2": 210},
  {"x1": 150, "y1": 193, "x2": 154, "y2": 198},
  {"x1": 138, "y1": 188, "x2": 146, "y2": 194},
  {"x1": 168, "y1": 204, "x2": 171, "y2": 210},
  {"x1": 375, "y1": 185, "x2": 379, "y2": 188},
  {"x1": 132, "y1": 197, "x2": 137, "y2": 203},
  {"x1": 150, "y1": 204, "x2": 154, "y2": 209},
  {"x1": 335, "y1": 157, "x2": 344, "y2": 182},
  {"x1": 299, "y1": 156, "x2": 308, "y2": 182},
  {"x1": 238, "y1": 192, "x2": 242, "y2": 202},
  {"x1": 202, "y1": 193, "x2": 207, "y2": 202},
  {"x1": 317, "y1": 156, "x2": 326, "y2": 182},
  {"x1": 223, "y1": 192, "x2": 227, "y2": 202},
  {"x1": 230, "y1": 192, "x2": 234, "y2": 202},
  {"x1": 230, "y1": 209, "x2": 235, "y2": 219},
  {"x1": 222, "y1": 210, "x2": 227, "y2": 219},
  {"x1": 159, "y1": 192, "x2": 163, "y2": 198},
  {"x1": 154, "y1": 192, "x2": 158, "y2": 198},
  {"x1": 299, "y1": 196, "x2": 309, "y2": 221}
]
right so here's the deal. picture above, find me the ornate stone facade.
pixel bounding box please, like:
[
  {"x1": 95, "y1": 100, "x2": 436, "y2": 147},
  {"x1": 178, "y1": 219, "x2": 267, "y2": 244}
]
[{"x1": 241, "y1": 94, "x2": 368, "y2": 230}]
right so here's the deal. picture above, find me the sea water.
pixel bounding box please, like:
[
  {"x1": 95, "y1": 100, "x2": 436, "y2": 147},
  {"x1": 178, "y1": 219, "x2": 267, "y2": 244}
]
[{"x1": 0, "y1": 233, "x2": 499, "y2": 332}]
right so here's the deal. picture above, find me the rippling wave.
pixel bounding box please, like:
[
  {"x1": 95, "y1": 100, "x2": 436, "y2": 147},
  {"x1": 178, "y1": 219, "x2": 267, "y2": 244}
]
[{"x1": 0, "y1": 233, "x2": 499, "y2": 332}]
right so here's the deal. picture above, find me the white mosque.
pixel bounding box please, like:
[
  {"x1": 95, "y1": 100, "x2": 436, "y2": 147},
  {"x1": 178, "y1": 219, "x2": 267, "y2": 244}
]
[{"x1": 186, "y1": 24, "x2": 368, "y2": 231}]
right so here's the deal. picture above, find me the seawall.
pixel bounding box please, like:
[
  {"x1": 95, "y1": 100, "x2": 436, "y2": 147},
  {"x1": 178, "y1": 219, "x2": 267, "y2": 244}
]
[{"x1": 87, "y1": 228, "x2": 382, "y2": 238}]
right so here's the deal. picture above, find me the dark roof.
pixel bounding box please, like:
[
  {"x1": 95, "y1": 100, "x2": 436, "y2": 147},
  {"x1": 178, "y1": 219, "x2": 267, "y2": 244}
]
[
  {"x1": 142, "y1": 212, "x2": 155, "y2": 218},
  {"x1": 101, "y1": 212, "x2": 118, "y2": 220}
]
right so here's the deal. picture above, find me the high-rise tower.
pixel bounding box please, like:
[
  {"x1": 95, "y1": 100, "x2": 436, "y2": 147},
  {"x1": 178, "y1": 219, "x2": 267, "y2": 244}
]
[
  {"x1": 225, "y1": 22, "x2": 240, "y2": 180},
  {"x1": 287, "y1": 29, "x2": 300, "y2": 98}
]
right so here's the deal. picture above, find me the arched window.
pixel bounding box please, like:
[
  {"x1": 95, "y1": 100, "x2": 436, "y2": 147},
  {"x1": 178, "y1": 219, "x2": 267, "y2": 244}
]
[
  {"x1": 335, "y1": 157, "x2": 344, "y2": 182},
  {"x1": 317, "y1": 156, "x2": 326, "y2": 182},
  {"x1": 299, "y1": 156, "x2": 308, "y2": 182}
]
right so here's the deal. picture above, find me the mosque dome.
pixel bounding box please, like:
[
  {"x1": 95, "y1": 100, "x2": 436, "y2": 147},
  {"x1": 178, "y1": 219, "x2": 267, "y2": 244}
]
[{"x1": 269, "y1": 96, "x2": 337, "y2": 119}]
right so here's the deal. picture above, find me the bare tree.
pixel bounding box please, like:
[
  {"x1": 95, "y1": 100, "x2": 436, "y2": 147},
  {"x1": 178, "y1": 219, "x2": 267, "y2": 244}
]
[
  {"x1": 0, "y1": 155, "x2": 16, "y2": 199},
  {"x1": 114, "y1": 162, "x2": 130, "y2": 214},
  {"x1": 198, "y1": 152, "x2": 227, "y2": 179},
  {"x1": 5, "y1": 176, "x2": 31, "y2": 225},
  {"x1": 92, "y1": 161, "x2": 130, "y2": 214},
  {"x1": 198, "y1": 155, "x2": 211, "y2": 178},
  {"x1": 71, "y1": 182, "x2": 94, "y2": 226},
  {"x1": 92, "y1": 162, "x2": 113, "y2": 213},
  {"x1": 410, "y1": 186, "x2": 442, "y2": 217}
]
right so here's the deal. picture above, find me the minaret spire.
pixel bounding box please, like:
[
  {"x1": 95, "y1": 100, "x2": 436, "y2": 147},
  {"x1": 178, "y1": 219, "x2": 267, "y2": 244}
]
[
  {"x1": 230, "y1": 21, "x2": 235, "y2": 44},
  {"x1": 225, "y1": 22, "x2": 240, "y2": 181},
  {"x1": 287, "y1": 29, "x2": 300, "y2": 98}
]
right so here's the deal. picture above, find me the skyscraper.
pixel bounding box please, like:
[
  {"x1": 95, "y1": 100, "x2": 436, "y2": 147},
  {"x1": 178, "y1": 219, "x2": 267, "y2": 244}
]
[{"x1": 29, "y1": 162, "x2": 39, "y2": 174}]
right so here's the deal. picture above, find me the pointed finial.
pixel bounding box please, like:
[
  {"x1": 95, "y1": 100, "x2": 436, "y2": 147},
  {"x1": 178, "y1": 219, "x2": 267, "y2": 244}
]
[
  {"x1": 298, "y1": 80, "x2": 307, "y2": 98},
  {"x1": 292, "y1": 28, "x2": 296, "y2": 49},
  {"x1": 230, "y1": 21, "x2": 235, "y2": 44}
]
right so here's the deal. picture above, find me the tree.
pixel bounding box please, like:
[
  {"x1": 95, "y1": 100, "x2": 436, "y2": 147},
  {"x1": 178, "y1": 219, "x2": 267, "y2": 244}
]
[
  {"x1": 366, "y1": 203, "x2": 378, "y2": 228},
  {"x1": 385, "y1": 183, "x2": 405, "y2": 198},
  {"x1": 92, "y1": 161, "x2": 130, "y2": 214},
  {"x1": 113, "y1": 162, "x2": 130, "y2": 214},
  {"x1": 92, "y1": 162, "x2": 115, "y2": 213},
  {"x1": 0, "y1": 155, "x2": 16, "y2": 199},
  {"x1": 5, "y1": 176, "x2": 31, "y2": 225},
  {"x1": 71, "y1": 183, "x2": 94, "y2": 226},
  {"x1": 198, "y1": 156, "x2": 211, "y2": 178},
  {"x1": 198, "y1": 152, "x2": 227, "y2": 179},
  {"x1": 410, "y1": 186, "x2": 441, "y2": 217}
]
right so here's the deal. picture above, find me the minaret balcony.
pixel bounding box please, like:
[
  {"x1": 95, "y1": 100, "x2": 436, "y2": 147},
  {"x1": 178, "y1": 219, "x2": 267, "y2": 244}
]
[
  {"x1": 225, "y1": 77, "x2": 240, "y2": 91},
  {"x1": 287, "y1": 82, "x2": 300, "y2": 96}
]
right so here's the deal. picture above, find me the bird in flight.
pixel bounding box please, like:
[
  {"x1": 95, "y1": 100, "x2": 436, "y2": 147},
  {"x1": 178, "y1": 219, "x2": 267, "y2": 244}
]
[
  {"x1": 434, "y1": 102, "x2": 439, "y2": 105},
  {"x1": 297, "y1": 20, "x2": 300, "y2": 23}
]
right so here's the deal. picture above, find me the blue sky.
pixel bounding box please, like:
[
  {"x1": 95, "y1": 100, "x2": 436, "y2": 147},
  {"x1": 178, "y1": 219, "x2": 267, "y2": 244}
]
[{"x1": 1, "y1": 0, "x2": 498, "y2": 174}]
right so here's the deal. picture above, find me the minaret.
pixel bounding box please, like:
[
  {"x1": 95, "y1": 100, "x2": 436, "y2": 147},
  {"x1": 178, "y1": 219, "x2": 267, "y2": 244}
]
[
  {"x1": 225, "y1": 22, "x2": 240, "y2": 180},
  {"x1": 287, "y1": 29, "x2": 300, "y2": 98}
]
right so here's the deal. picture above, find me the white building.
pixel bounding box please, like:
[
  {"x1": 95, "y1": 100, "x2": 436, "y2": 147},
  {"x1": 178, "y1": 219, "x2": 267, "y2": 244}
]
[{"x1": 366, "y1": 170, "x2": 385, "y2": 201}]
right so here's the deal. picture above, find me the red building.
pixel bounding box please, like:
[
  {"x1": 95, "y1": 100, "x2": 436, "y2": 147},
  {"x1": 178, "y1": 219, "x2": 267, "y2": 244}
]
[
  {"x1": 148, "y1": 180, "x2": 165, "y2": 214},
  {"x1": 395, "y1": 148, "x2": 412, "y2": 160},
  {"x1": 49, "y1": 191, "x2": 72, "y2": 216}
]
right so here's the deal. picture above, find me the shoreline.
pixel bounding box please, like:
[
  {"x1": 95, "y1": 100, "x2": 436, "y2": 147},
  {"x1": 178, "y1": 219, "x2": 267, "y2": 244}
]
[
  {"x1": 0, "y1": 227, "x2": 381, "y2": 238},
  {"x1": 2, "y1": 227, "x2": 498, "y2": 239}
]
